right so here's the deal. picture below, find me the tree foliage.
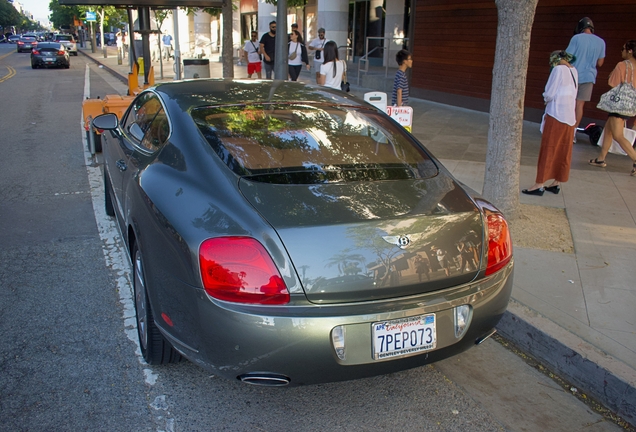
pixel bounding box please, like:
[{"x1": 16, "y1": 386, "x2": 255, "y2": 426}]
[
  {"x1": 263, "y1": 0, "x2": 306, "y2": 6},
  {"x1": 48, "y1": 0, "x2": 80, "y2": 29},
  {"x1": 1, "y1": 0, "x2": 26, "y2": 28}
]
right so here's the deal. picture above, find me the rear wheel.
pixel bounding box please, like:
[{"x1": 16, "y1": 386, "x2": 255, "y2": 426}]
[
  {"x1": 133, "y1": 244, "x2": 182, "y2": 365},
  {"x1": 31, "y1": 62, "x2": 37, "y2": 69},
  {"x1": 64, "y1": 63, "x2": 70, "y2": 69}
]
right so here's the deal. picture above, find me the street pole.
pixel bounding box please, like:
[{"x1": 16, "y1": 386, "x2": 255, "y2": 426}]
[
  {"x1": 274, "y1": 0, "x2": 287, "y2": 80},
  {"x1": 173, "y1": 8, "x2": 181, "y2": 80},
  {"x1": 90, "y1": 21, "x2": 96, "y2": 53}
]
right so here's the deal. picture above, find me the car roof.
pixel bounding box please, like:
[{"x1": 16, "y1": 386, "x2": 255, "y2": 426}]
[{"x1": 153, "y1": 79, "x2": 365, "y2": 112}]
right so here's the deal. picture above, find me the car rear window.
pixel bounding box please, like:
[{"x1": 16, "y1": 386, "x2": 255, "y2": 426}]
[
  {"x1": 56, "y1": 35, "x2": 72, "y2": 41},
  {"x1": 192, "y1": 104, "x2": 437, "y2": 184}
]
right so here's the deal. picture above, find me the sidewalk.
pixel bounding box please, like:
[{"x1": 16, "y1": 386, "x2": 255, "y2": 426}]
[{"x1": 80, "y1": 46, "x2": 636, "y2": 425}]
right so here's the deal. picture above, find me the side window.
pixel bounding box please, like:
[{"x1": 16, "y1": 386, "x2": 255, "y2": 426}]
[
  {"x1": 121, "y1": 93, "x2": 163, "y2": 141},
  {"x1": 140, "y1": 109, "x2": 169, "y2": 152}
]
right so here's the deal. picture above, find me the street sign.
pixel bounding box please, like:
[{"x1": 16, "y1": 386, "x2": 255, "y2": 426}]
[
  {"x1": 85, "y1": 11, "x2": 96, "y2": 22},
  {"x1": 385, "y1": 106, "x2": 413, "y2": 132}
]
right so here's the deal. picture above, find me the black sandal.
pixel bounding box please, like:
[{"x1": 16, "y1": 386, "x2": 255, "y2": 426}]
[
  {"x1": 631, "y1": 162, "x2": 636, "y2": 177},
  {"x1": 589, "y1": 158, "x2": 606, "y2": 168}
]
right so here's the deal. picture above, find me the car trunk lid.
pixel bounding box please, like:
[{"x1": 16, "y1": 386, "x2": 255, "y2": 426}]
[{"x1": 239, "y1": 174, "x2": 484, "y2": 304}]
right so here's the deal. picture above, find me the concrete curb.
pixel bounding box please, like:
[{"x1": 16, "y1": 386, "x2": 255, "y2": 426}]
[{"x1": 497, "y1": 301, "x2": 636, "y2": 425}]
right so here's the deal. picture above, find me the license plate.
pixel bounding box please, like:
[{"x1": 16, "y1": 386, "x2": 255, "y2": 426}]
[
  {"x1": 45, "y1": 57, "x2": 54, "y2": 61},
  {"x1": 372, "y1": 314, "x2": 436, "y2": 360}
]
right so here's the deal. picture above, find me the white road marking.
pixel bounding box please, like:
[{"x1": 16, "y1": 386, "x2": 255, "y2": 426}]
[{"x1": 82, "y1": 63, "x2": 174, "y2": 431}]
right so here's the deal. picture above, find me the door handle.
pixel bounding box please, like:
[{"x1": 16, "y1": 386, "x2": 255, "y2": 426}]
[{"x1": 116, "y1": 160, "x2": 127, "y2": 172}]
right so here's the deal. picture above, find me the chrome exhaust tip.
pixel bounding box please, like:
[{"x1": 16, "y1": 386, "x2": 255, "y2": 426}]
[
  {"x1": 238, "y1": 373, "x2": 291, "y2": 387},
  {"x1": 475, "y1": 329, "x2": 497, "y2": 345}
]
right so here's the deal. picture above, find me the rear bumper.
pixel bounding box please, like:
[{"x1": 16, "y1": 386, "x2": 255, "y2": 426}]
[
  {"x1": 32, "y1": 57, "x2": 69, "y2": 67},
  {"x1": 157, "y1": 261, "x2": 514, "y2": 386}
]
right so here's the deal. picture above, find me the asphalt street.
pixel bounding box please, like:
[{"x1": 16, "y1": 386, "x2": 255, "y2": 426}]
[{"x1": 0, "y1": 43, "x2": 624, "y2": 431}]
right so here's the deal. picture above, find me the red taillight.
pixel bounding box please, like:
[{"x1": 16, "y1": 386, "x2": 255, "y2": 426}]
[
  {"x1": 199, "y1": 237, "x2": 290, "y2": 305},
  {"x1": 484, "y1": 211, "x2": 512, "y2": 275},
  {"x1": 17, "y1": 41, "x2": 23, "y2": 45},
  {"x1": 58, "y1": 50, "x2": 65, "y2": 55},
  {"x1": 32, "y1": 49, "x2": 40, "y2": 55}
]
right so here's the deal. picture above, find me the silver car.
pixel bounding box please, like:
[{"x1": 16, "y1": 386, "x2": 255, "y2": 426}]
[
  {"x1": 52, "y1": 34, "x2": 77, "y2": 56},
  {"x1": 93, "y1": 80, "x2": 514, "y2": 387}
]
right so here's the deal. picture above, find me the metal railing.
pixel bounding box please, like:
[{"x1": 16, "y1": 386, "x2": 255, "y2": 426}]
[{"x1": 357, "y1": 37, "x2": 409, "y2": 85}]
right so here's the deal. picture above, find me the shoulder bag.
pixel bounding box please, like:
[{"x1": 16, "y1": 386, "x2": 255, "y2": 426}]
[
  {"x1": 340, "y1": 61, "x2": 350, "y2": 92},
  {"x1": 250, "y1": 41, "x2": 262, "y2": 61},
  {"x1": 597, "y1": 60, "x2": 636, "y2": 117},
  {"x1": 288, "y1": 42, "x2": 298, "y2": 60}
]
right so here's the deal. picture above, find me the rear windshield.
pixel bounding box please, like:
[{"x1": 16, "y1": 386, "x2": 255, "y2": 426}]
[
  {"x1": 55, "y1": 35, "x2": 73, "y2": 41},
  {"x1": 192, "y1": 104, "x2": 437, "y2": 184}
]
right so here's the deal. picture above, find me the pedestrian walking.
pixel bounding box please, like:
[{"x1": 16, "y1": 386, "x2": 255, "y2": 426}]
[
  {"x1": 259, "y1": 21, "x2": 277, "y2": 79},
  {"x1": 287, "y1": 30, "x2": 309, "y2": 81},
  {"x1": 162, "y1": 33, "x2": 173, "y2": 59},
  {"x1": 122, "y1": 32, "x2": 128, "y2": 58},
  {"x1": 317, "y1": 41, "x2": 345, "y2": 89},
  {"x1": 392, "y1": 50, "x2": 413, "y2": 106},
  {"x1": 308, "y1": 28, "x2": 329, "y2": 83},
  {"x1": 522, "y1": 50, "x2": 578, "y2": 196},
  {"x1": 116, "y1": 31, "x2": 124, "y2": 59},
  {"x1": 589, "y1": 40, "x2": 636, "y2": 176},
  {"x1": 565, "y1": 17, "x2": 606, "y2": 140},
  {"x1": 243, "y1": 31, "x2": 262, "y2": 79}
]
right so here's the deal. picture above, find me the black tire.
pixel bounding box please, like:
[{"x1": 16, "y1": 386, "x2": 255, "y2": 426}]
[
  {"x1": 64, "y1": 63, "x2": 70, "y2": 69},
  {"x1": 133, "y1": 243, "x2": 182, "y2": 365},
  {"x1": 104, "y1": 169, "x2": 115, "y2": 217},
  {"x1": 31, "y1": 63, "x2": 37, "y2": 69}
]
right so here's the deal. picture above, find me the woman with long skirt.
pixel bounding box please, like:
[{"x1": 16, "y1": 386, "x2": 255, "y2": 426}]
[{"x1": 523, "y1": 50, "x2": 578, "y2": 196}]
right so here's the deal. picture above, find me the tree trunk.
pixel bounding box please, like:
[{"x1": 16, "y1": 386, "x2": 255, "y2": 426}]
[
  {"x1": 483, "y1": 0, "x2": 538, "y2": 219},
  {"x1": 221, "y1": 1, "x2": 233, "y2": 78}
]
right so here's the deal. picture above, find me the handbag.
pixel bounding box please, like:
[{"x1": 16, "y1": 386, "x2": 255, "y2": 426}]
[
  {"x1": 288, "y1": 42, "x2": 298, "y2": 60},
  {"x1": 596, "y1": 61, "x2": 636, "y2": 117},
  {"x1": 340, "y1": 61, "x2": 350, "y2": 92}
]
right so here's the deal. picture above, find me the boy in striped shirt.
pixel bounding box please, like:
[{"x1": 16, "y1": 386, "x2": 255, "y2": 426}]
[{"x1": 392, "y1": 50, "x2": 413, "y2": 106}]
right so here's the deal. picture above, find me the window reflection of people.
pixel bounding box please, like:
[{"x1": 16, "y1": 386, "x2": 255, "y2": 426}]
[
  {"x1": 435, "y1": 248, "x2": 450, "y2": 276},
  {"x1": 413, "y1": 254, "x2": 430, "y2": 282}
]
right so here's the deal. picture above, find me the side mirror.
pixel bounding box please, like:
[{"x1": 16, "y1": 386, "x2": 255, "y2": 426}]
[{"x1": 92, "y1": 113, "x2": 119, "y2": 130}]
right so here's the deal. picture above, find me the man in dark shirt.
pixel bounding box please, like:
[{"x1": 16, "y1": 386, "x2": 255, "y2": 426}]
[{"x1": 260, "y1": 21, "x2": 277, "y2": 79}]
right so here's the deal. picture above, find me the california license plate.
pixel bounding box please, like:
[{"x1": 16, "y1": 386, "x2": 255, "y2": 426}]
[
  {"x1": 45, "y1": 57, "x2": 54, "y2": 61},
  {"x1": 372, "y1": 314, "x2": 436, "y2": 360}
]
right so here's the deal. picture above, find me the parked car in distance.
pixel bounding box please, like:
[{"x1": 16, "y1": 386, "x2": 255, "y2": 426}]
[
  {"x1": 52, "y1": 34, "x2": 77, "y2": 56},
  {"x1": 93, "y1": 80, "x2": 514, "y2": 387},
  {"x1": 8, "y1": 35, "x2": 20, "y2": 44},
  {"x1": 16, "y1": 36, "x2": 37, "y2": 53},
  {"x1": 31, "y1": 42, "x2": 70, "y2": 69}
]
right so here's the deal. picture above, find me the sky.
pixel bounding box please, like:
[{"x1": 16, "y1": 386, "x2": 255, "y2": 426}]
[{"x1": 18, "y1": 0, "x2": 52, "y2": 25}]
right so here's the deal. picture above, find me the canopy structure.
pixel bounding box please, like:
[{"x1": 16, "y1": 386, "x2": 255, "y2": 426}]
[{"x1": 59, "y1": 0, "x2": 223, "y2": 6}]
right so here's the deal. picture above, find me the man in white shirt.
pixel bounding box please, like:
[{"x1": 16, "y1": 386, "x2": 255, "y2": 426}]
[
  {"x1": 308, "y1": 28, "x2": 329, "y2": 83},
  {"x1": 243, "y1": 31, "x2": 262, "y2": 79}
]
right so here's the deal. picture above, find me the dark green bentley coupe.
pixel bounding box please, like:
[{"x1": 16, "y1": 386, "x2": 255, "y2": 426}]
[{"x1": 93, "y1": 79, "x2": 513, "y2": 387}]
